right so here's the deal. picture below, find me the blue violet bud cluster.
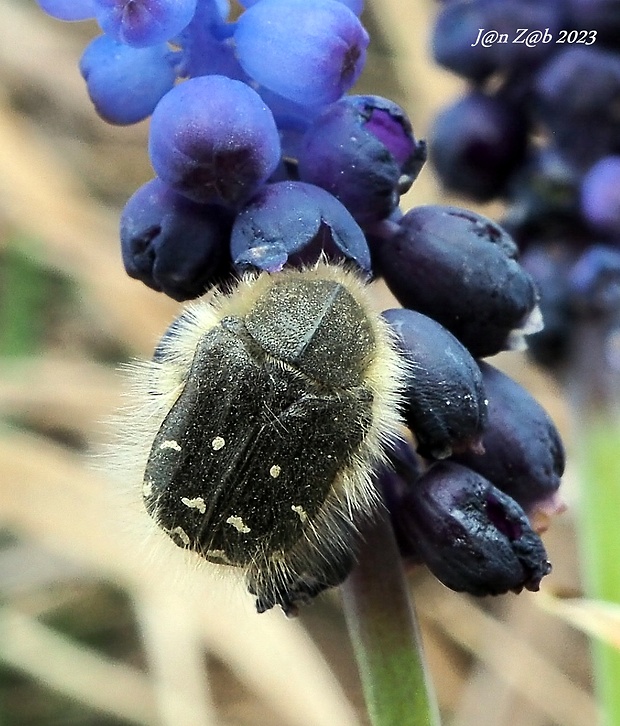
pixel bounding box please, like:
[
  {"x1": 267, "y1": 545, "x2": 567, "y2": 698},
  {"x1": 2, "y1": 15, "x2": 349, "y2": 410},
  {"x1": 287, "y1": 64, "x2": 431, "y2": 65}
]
[{"x1": 39, "y1": 0, "x2": 565, "y2": 613}]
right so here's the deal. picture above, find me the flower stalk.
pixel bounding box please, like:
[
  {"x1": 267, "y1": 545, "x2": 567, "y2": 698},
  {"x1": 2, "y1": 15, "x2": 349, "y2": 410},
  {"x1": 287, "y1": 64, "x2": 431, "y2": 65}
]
[
  {"x1": 340, "y1": 500, "x2": 441, "y2": 726},
  {"x1": 570, "y1": 315, "x2": 620, "y2": 726}
]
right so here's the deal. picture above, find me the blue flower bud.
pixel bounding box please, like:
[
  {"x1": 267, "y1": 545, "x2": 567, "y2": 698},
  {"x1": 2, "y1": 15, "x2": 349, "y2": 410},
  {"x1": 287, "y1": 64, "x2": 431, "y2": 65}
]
[
  {"x1": 230, "y1": 181, "x2": 371, "y2": 273},
  {"x1": 234, "y1": 0, "x2": 369, "y2": 106},
  {"x1": 580, "y1": 156, "x2": 620, "y2": 237},
  {"x1": 80, "y1": 35, "x2": 177, "y2": 125},
  {"x1": 37, "y1": 0, "x2": 96, "y2": 20},
  {"x1": 93, "y1": 0, "x2": 197, "y2": 48},
  {"x1": 148, "y1": 76, "x2": 281, "y2": 207}
]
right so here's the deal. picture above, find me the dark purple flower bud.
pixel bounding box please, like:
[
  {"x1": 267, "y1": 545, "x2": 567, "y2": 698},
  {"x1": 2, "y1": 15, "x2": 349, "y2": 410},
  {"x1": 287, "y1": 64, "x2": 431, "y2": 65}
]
[
  {"x1": 432, "y1": 0, "x2": 498, "y2": 81},
  {"x1": 298, "y1": 95, "x2": 426, "y2": 224},
  {"x1": 120, "y1": 178, "x2": 234, "y2": 301},
  {"x1": 376, "y1": 437, "x2": 423, "y2": 562},
  {"x1": 520, "y1": 245, "x2": 574, "y2": 370},
  {"x1": 383, "y1": 308, "x2": 487, "y2": 459},
  {"x1": 535, "y1": 46, "x2": 620, "y2": 117},
  {"x1": 376, "y1": 205, "x2": 542, "y2": 358},
  {"x1": 534, "y1": 47, "x2": 620, "y2": 167},
  {"x1": 451, "y1": 362, "x2": 565, "y2": 516},
  {"x1": 230, "y1": 181, "x2": 371, "y2": 273},
  {"x1": 397, "y1": 461, "x2": 552, "y2": 596},
  {"x1": 430, "y1": 91, "x2": 527, "y2": 203}
]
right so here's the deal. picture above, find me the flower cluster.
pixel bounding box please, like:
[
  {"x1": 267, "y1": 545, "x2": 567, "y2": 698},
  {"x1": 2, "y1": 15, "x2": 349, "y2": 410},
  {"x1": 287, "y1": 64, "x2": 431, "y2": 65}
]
[
  {"x1": 430, "y1": 0, "x2": 620, "y2": 373},
  {"x1": 39, "y1": 0, "x2": 564, "y2": 612}
]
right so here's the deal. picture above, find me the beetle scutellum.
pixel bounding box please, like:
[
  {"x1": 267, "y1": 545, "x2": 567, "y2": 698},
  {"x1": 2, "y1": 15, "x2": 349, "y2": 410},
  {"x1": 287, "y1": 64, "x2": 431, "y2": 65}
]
[{"x1": 114, "y1": 262, "x2": 406, "y2": 614}]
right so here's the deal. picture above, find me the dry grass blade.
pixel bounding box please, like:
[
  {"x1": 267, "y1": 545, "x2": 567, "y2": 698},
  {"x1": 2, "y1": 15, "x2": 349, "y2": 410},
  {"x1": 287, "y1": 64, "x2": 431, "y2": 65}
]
[
  {"x1": 136, "y1": 592, "x2": 218, "y2": 726},
  {"x1": 0, "y1": 603, "x2": 158, "y2": 725},
  {"x1": 416, "y1": 580, "x2": 598, "y2": 726},
  {"x1": 0, "y1": 355, "x2": 120, "y2": 437},
  {"x1": 0, "y1": 105, "x2": 177, "y2": 354},
  {"x1": 194, "y1": 600, "x2": 362, "y2": 726},
  {"x1": 0, "y1": 430, "x2": 360, "y2": 726},
  {"x1": 538, "y1": 590, "x2": 620, "y2": 650}
]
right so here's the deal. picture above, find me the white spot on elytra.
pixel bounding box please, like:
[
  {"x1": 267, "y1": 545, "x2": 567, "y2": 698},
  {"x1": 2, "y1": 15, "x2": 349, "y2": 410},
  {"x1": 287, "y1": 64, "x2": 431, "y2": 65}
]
[
  {"x1": 142, "y1": 479, "x2": 153, "y2": 497},
  {"x1": 160, "y1": 439, "x2": 181, "y2": 451},
  {"x1": 205, "y1": 549, "x2": 232, "y2": 564},
  {"x1": 171, "y1": 526, "x2": 191, "y2": 547},
  {"x1": 226, "y1": 515, "x2": 251, "y2": 533},
  {"x1": 269, "y1": 464, "x2": 281, "y2": 478},
  {"x1": 211, "y1": 436, "x2": 225, "y2": 451},
  {"x1": 291, "y1": 505, "x2": 308, "y2": 522},
  {"x1": 181, "y1": 496, "x2": 206, "y2": 514}
]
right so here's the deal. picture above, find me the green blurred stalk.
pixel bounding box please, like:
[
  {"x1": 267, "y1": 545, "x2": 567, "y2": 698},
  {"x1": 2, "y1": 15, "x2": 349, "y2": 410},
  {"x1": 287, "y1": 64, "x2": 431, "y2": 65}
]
[
  {"x1": 571, "y1": 318, "x2": 620, "y2": 726},
  {"x1": 0, "y1": 242, "x2": 46, "y2": 356},
  {"x1": 340, "y1": 502, "x2": 441, "y2": 726},
  {"x1": 577, "y1": 418, "x2": 620, "y2": 726}
]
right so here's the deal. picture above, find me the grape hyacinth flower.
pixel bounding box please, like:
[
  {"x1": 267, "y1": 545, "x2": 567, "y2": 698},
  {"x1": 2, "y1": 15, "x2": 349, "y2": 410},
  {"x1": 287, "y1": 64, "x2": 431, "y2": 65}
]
[
  {"x1": 120, "y1": 178, "x2": 234, "y2": 300},
  {"x1": 234, "y1": 0, "x2": 369, "y2": 107},
  {"x1": 374, "y1": 205, "x2": 543, "y2": 358},
  {"x1": 382, "y1": 308, "x2": 488, "y2": 460},
  {"x1": 148, "y1": 75, "x2": 282, "y2": 207},
  {"x1": 451, "y1": 362, "x2": 566, "y2": 523},
  {"x1": 93, "y1": 0, "x2": 198, "y2": 48},
  {"x1": 429, "y1": 91, "x2": 528, "y2": 202},
  {"x1": 39, "y1": 0, "x2": 567, "y2": 723},
  {"x1": 395, "y1": 461, "x2": 552, "y2": 597},
  {"x1": 230, "y1": 181, "x2": 372, "y2": 273},
  {"x1": 79, "y1": 35, "x2": 177, "y2": 125},
  {"x1": 298, "y1": 95, "x2": 427, "y2": 224},
  {"x1": 37, "y1": 0, "x2": 97, "y2": 21}
]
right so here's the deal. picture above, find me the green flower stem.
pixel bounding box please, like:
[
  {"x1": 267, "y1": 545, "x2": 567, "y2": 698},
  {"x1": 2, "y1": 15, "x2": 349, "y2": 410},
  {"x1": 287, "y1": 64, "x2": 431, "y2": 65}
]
[
  {"x1": 576, "y1": 417, "x2": 620, "y2": 726},
  {"x1": 0, "y1": 241, "x2": 45, "y2": 356},
  {"x1": 340, "y1": 502, "x2": 441, "y2": 726},
  {"x1": 571, "y1": 318, "x2": 620, "y2": 726}
]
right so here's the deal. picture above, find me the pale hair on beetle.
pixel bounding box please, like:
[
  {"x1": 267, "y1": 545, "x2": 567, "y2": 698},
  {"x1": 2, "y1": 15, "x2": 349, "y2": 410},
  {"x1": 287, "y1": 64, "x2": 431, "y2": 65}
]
[{"x1": 105, "y1": 260, "x2": 408, "y2": 615}]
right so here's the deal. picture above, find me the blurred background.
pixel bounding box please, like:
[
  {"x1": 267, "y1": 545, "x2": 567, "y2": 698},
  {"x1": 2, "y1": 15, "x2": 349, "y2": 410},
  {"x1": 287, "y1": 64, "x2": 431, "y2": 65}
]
[{"x1": 0, "y1": 0, "x2": 593, "y2": 724}]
